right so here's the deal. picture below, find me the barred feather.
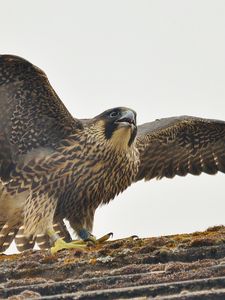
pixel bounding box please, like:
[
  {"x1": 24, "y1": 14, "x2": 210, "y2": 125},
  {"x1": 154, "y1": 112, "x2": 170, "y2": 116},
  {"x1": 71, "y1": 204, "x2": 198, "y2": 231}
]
[
  {"x1": 0, "y1": 222, "x2": 19, "y2": 252},
  {"x1": 15, "y1": 226, "x2": 35, "y2": 252}
]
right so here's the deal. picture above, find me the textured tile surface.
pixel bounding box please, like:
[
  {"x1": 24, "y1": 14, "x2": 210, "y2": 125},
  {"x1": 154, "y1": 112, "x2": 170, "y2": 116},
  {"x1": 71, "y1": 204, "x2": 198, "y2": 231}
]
[{"x1": 1, "y1": 226, "x2": 225, "y2": 299}]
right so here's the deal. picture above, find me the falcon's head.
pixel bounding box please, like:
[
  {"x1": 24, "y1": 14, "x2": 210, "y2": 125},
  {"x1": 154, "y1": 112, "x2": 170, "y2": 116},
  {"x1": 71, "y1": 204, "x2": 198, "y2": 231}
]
[{"x1": 93, "y1": 107, "x2": 137, "y2": 149}]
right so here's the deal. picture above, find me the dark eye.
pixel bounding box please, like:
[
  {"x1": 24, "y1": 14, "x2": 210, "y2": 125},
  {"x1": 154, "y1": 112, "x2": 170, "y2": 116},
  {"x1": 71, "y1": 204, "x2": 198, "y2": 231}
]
[{"x1": 109, "y1": 111, "x2": 119, "y2": 118}]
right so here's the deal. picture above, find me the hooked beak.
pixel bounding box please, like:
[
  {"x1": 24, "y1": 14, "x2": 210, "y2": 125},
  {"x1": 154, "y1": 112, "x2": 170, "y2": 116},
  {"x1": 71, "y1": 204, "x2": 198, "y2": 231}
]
[{"x1": 115, "y1": 110, "x2": 136, "y2": 128}]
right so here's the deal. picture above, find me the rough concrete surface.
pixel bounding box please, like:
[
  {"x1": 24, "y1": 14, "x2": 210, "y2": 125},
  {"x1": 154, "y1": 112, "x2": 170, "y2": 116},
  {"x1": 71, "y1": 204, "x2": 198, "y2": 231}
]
[{"x1": 1, "y1": 226, "x2": 225, "y2": 299}]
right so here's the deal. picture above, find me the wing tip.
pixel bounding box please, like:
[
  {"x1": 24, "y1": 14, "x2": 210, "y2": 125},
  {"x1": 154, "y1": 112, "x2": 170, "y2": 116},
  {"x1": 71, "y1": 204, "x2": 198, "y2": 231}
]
[{"x1": 0, "y1": 54, "x2": 46, "y2": 81}]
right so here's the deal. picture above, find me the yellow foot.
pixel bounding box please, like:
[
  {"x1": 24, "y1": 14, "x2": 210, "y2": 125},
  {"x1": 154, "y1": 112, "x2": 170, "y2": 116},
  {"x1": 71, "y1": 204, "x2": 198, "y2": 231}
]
[
  {"x1": 86, "y1": 232, "x2": 113, "y2": 245},
  {"x1": 51, "y1": 238, "x2": 87, "y2": 255}
]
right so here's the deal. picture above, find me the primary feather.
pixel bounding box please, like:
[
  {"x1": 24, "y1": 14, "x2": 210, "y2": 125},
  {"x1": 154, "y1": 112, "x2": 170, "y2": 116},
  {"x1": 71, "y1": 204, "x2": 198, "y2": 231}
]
[{"x1": 136, "y1": 116, "x2": 225, "y2": 181}]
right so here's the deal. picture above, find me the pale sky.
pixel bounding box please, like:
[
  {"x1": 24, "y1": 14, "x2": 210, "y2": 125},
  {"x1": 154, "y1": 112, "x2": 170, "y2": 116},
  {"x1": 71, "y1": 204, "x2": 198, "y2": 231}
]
[{"x1": 1, "y1": 0, "x2": 225, "y2": 254}]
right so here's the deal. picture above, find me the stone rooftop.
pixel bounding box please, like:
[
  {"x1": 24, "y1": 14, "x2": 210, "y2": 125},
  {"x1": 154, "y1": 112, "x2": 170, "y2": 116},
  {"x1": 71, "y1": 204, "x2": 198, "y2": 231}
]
[{"x1": 1, "y1": 226, "x2": 225, "y2": 299}]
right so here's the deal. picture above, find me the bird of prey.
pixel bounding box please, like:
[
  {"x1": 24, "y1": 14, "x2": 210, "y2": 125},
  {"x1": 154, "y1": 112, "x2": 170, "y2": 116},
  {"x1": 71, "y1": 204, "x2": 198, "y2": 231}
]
[{"x1": 0, "y1": 55, "x2": 225, "y2": 254}]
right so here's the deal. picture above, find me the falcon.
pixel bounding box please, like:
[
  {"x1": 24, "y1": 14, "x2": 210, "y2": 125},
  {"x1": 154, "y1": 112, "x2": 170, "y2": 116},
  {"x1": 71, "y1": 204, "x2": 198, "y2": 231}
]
[{"x1": 0, "y1": 55, "x2": 225, "y2": 254}]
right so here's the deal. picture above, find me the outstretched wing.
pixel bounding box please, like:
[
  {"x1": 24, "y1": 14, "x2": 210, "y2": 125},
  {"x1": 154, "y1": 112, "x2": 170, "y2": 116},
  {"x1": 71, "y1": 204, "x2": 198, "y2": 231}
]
[
  {"x1": 135, "y1": 116, "x2": 225, "y2": 181},
  {"x1": 0, "y1": 55, "x2": 82, "y2": 181}
]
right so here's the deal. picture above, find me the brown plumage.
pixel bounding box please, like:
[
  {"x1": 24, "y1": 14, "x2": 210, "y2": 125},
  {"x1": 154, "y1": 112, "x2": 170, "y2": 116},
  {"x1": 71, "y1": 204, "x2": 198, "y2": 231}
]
[
  {"x1": 0, "y1": 55, "x2": 225, "y2": 253},
  {"x1": 136, "y1": 117, "x2": 225, "y2": 180}
]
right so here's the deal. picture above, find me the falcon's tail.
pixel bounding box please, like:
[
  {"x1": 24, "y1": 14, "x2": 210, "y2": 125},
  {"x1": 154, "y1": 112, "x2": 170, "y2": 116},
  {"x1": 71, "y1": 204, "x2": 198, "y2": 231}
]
[
  {"x1": 15, "y1": 219, "x2": 72, "y2": 251},
  {"x1": 15, "y1": 226, "x2": 35, "y2": 252},
  {"x1": 0, "y1": 221, "x2": 20, "y2": 253}
]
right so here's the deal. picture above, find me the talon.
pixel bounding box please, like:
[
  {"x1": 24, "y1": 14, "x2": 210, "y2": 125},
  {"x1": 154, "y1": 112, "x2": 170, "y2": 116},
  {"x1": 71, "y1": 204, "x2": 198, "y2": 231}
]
[
  {"x1": 97, "y1": 232, "x2": 113, "y2": 243},
  {"x1": 77, "y1": 229, "x2": 113, "y2": 246},
  {"x1": 130, "y1": 235, "x2": 139, "y2": 240}
]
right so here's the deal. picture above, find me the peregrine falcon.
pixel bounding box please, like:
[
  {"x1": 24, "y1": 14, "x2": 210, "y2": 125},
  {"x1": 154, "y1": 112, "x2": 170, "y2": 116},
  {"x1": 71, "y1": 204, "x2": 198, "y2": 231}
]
[{"x1": 0, "y1": 55, "x2": 225, "y2": 254}]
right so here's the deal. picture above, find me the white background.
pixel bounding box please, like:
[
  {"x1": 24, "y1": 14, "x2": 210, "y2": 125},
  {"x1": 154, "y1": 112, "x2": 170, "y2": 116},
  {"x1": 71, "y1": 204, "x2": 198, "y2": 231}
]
[{"x1": 1, "y1": 0, "x2": 225, "y2": 254}]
